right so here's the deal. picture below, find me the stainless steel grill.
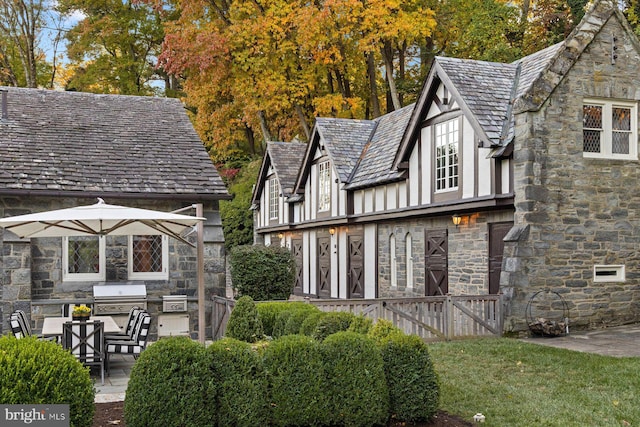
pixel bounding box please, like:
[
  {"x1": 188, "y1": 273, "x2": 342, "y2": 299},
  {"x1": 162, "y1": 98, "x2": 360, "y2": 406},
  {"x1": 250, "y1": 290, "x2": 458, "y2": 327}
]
[{"x1": 93, "y1": 284, "x2": 147, "y2": 316}]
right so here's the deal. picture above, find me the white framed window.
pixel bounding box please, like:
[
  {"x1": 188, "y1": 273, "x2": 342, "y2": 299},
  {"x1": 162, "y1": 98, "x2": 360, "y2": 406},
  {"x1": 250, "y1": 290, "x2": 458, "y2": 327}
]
[
  {"x1": 435, "y1": 118, "x2": 459, "y2": 192},
  {"x1": 390, "y1": 234, "x2": 397, "y2": 288},
  {"x1": 318, "y1": 160, "x2": 331, "y2": 212},
  {"x1": 128, "y1": 235, "x2": 169, "y2": 280},
  {"x1": 583, "y1": 99, "x2": 637, "y2": 160},
  {"x1": 63, "y1": 236, "x2": 106, "y2": 282},
  {"x1": 406, "y1": 233, "x2": 413, "y2": 289},
  {"x1": 593, "y1": 265, "x2": 625, "y2": 283},
  {"x1": 269, "y1": 177, "x2": 279, "y2": 220}
]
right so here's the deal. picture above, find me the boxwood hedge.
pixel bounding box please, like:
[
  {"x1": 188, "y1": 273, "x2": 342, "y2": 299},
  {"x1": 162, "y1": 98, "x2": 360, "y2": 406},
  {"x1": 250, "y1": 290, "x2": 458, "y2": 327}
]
[
  {"x1": 226, "y1": 296, "x2": 264, "y2": 343},
  {"x1": 0, "y1": 336, "x2": 95, "y2": 427}
]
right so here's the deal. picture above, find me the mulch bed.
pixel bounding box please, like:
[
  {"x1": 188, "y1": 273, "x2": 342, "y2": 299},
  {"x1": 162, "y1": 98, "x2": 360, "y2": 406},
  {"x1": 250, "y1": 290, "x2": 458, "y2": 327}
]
[{"x1": 92, "y1": 402, "x2": 473, "y2": 427}]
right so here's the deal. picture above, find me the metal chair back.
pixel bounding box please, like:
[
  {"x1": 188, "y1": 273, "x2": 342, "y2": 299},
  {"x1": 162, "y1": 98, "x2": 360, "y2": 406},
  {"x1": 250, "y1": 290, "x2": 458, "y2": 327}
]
[{"x1": 62, "y1": 320, "x2": 105, "y2": 385}]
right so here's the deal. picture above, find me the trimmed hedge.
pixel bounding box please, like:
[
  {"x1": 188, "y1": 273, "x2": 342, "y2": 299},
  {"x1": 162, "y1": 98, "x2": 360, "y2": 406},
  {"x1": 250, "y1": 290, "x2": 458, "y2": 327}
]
[
  {"x1": 209, "y1": 338, "x2": 269, "y2": 426},
  {"x1": 230, "y1": 245, "x2": 295, "y2": 300},
  {"x1": 124, "y1": 337, "x2": 215, "y2": 427},
  {"x1": 226, "y1": 296, "x2": 264, "y2": 343},
  {"x1": 347, "y1": 315, "x2": 373, "y2": 335},
  {"x1": 262, "y1": 335, "x2": 329, "y2": 426},
  {"x1": 367, "y1": 318, "x2": 404, "y2": 343},
  {"x1": 256, "y1": 302, "x2": 292, "y2": 337},
  {"x1": 0, "y1": 336, "x2": 95, "y2": 427},
  {"x1": 312, "y1": 311, "x2": 357, "y2": 341},
  {"x1": 321, "y1": 332, "x2": 389, "y2": 426},
  {"x1": 272, "y1": 304, "x2": 320, "y2": 338},
  {"x1": 379, "y1": 333, "x2": 440, "y2": 422},
  {"x1": 299, "y1": 311, "x2": 327, "y2": 336}
]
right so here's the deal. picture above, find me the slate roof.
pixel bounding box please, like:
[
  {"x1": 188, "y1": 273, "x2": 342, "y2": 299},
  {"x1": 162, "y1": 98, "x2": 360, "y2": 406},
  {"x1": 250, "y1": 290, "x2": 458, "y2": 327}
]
[
  {"x1": 346, "y1": 104, "x2": 414, "y2": 190},
  {"x1": 0, "y1": 87, "x2": 229, "y2": 199},
  {"x1": 436, "y1": 57, "x2": 517, "y2": 146},
  {"x1": 266, "y1": 142, "x2": 307, "y2": 196},
  {"x1": 315, "y1": 118, "x2": 377, "y2": 183}
]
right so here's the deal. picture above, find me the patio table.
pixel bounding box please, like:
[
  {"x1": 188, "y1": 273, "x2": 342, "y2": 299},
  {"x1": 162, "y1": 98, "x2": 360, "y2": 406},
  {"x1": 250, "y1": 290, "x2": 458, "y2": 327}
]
[{"x1": 42, "y1": 316, "x2": 121, "y2": 338}]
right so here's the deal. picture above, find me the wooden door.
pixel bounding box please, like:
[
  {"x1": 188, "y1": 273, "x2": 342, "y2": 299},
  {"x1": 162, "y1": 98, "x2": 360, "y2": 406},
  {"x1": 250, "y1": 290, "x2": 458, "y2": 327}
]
[
  {"x1": 425, "y1": 229, "x2": 448, "y2": 296},
  {"x1": 292, "y1": 239, "x2": 303, "y2": 295},
  {"x1": 317, "y1": 236, "x2": 331, "y2": 298},
  {"x1": 347, "y1": 234, "x2": 364, "y2": 298},
  {"x1": 488, "y1": 222, "x2": 513, "y2": 294}
]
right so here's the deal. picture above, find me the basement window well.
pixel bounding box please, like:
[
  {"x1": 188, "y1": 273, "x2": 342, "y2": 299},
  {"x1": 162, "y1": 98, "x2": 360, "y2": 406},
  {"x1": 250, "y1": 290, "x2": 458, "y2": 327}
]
[{"x1": 593, "y1": 265, "x2": 625, "y2": 282}]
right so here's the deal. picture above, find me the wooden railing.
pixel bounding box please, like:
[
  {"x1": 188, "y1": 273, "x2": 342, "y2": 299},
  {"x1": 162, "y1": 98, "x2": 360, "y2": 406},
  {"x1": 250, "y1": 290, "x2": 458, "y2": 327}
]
[{"x1": 211, "y1": 294, "x2": 503, "y2": 341}]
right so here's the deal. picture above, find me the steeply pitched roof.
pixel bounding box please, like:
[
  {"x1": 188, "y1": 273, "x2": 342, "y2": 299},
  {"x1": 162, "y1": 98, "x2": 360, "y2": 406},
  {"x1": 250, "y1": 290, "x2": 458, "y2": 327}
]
[
  {"x1": 346, "y1": 104, "x2": 414, "y2": 190},
  {"x1": 436, "y1": 57, "x2": 517, "y2": 146},
  {"x1": 267, "y1": 141, "x2": 307, "y2": 196},
  {"x1": 315, "y1": 118, "x2": 377, "y2": 183},
  {"x1": 0, "y1": 87, "x2": 229, "y2": 200}
]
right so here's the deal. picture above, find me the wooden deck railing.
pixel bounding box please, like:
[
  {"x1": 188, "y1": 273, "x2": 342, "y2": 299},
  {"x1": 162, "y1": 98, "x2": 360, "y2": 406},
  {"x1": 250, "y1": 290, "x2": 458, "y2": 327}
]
[{"x1": 211, "y1": 294, "x2": 504, "y2": 341}]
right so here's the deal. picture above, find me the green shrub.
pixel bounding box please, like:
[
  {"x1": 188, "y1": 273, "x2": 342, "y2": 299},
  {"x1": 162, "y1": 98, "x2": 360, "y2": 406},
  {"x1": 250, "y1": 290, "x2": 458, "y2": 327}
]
[
  {"x1": 0, "y1": 336, "x2": 95, "y2": 427},
  {"x1": 312, "y1": 311, "x2": 357, "y2": 341},
  {"x1": 380, "y1": 334, "x2": 440, "y2": 423},
  {"x1": 299, "y1": 311, "x2": 327, "y2": 336},
  {"x1": 256, "y1": 302, "x2": 293, "y2": 337},
  {"x1": 347, "y1": 315, "x2": 373, "y2": 334},
  {"x1": 124, "y1": 337, "x2": 215, "y2": 427},
  {"x1": 272, "y1": 304, "x2": 320, "y2": 338},
  {"x1": 321, "y1": 332, "x2": 389, "y2": 427},
  {"x1": 367, "y1": 318, "x2": 404, "y2": 343},
  {"x1": 230, "y1": 245, "x2": 296, "y2": 300},
  {"x1": 284, "y1": 307, "x2": 319, "y2": 335},
  {"x1": 226, "y1": 296, "x2": 264, "y2": 342},
  {"x1": 209, "y1": 338, "x2": 269, "y2": 426},
  {"x1": 263, "y1": 335, "x2": 329, "y2": 426}
]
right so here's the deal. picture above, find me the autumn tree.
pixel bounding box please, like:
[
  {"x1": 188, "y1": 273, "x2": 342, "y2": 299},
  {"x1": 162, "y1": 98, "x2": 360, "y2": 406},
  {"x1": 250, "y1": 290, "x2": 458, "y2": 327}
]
[
  {"x1": 57, "y1": 0, "x2": 173, "y2": 95},
  {"x1": 0, "y1": 0, "x2": 48, "y2": 87}
]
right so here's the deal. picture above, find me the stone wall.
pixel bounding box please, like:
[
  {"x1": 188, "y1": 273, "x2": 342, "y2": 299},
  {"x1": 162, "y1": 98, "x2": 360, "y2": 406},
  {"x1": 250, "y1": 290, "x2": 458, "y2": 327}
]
[
  {"x1": 504, "y1": 10, "x2": 640, "y2": 331},
  {"x1": 0, "y1": 196, "x2": 226, "y2": 340},
  {"x1": 377, "y1": 210, "x2": 513, "y2": 298}
]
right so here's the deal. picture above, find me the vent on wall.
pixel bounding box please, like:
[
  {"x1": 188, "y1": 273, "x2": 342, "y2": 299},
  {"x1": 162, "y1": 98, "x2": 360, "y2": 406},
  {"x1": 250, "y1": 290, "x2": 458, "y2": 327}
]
[{"x1": 593, "y1": 265, "x2": 625, "y2": 282}]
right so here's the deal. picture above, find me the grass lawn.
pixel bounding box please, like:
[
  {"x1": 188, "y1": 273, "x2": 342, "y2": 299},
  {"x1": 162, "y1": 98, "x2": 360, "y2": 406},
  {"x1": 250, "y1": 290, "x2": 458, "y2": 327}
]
[{"x1": 428, "y1": 338, "x2": 640, "y2": 426}]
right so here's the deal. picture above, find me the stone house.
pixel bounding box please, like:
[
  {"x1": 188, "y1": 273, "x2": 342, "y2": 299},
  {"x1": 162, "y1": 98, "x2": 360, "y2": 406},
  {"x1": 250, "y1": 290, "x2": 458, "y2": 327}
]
[
  {"x1": 252, "y1": 0, "x2": 640, "y2": 332},
  {"x1": 0, "y1": 87, "x2": 230, "y2": 340}
]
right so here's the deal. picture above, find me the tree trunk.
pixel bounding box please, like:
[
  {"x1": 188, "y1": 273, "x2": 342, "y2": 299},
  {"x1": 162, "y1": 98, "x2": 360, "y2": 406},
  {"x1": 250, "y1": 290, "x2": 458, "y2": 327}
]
[
  {"x1": 366, "y1": 52, "x2": 381, "y2": 118},
  {"x1": 381, "y1": 41, "x2": 401, "y2": 110},
  {"x1": 258, "y1": 110, "x2": 271, "y2": 144},
  {"x1": 294, "y1": 104, "x2": 310, "y2": 140}
]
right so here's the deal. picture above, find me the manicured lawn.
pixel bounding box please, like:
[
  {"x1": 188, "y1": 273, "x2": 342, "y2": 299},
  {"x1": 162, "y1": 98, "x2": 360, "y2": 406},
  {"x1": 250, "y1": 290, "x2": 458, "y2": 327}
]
[{"x1": 428, "y1": 338, "x2": 640, "y2": 426}]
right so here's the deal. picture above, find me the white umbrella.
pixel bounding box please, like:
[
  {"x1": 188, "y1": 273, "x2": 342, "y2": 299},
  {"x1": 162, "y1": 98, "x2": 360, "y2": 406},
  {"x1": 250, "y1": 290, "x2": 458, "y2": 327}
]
[
  {"x1": 0, "y1": 198, "x2": 204, "y2": 245},
  {"x1": 0, "y1": 198, "x2": 208, "y2": 343}
]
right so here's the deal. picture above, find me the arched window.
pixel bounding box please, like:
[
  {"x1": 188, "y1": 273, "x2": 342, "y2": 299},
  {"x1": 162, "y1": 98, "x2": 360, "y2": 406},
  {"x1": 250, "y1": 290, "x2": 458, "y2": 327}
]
[
  {"x1": 406, "y1": 233, "x2": 413, "y2": 289},
  {"x1": 390, "y1": 234, "x2": 397, "y2": 288}
]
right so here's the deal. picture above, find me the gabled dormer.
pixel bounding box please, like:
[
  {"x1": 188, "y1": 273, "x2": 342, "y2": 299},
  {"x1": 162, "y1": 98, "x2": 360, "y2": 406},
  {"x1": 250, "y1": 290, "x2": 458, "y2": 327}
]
[
  {"x1": 293, "y1": 118, "x2": 376, "y2": 221},
  {"x1": 252, "y1": 141, "x2": 306, "y2": 229}
]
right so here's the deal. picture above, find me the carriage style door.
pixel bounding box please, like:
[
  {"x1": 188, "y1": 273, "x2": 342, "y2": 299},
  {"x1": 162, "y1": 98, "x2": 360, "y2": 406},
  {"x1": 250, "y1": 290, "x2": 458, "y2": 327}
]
[
  {"x1": 292, "y1": 239, "x2": 303, "y2": 295},
  {"x1": 347, "y1": 234, "x2": 364, "y2": 299},
  {"x1": 425, "y1": 229, "x2": 448, "y2": 296},
  {"x1": 317, "y1": 236, "x2": 331, "y2": 298},
  {"x1": 488, "y1": 222, "x2": 513, "y2": 295}
]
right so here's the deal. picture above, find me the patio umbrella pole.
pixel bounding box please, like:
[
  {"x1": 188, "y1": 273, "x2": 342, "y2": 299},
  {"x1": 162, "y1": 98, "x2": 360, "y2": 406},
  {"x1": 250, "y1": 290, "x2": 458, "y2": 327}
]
[{"x1": 196, "y1": 203, "x2": 205, "y2": 344}]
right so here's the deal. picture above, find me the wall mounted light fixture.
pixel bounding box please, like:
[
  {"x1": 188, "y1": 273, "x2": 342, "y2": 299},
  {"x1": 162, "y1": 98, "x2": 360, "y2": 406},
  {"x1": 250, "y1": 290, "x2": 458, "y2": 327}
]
[
  {"x1": 329, "y1": 227, "x2": 336, "y2": 235},
  {"x1": 452, "y1": 214, "x2": 462, "y2": 228},
  {"x1": 278, "y1": 232, "x2": 284, "y2": 239}
]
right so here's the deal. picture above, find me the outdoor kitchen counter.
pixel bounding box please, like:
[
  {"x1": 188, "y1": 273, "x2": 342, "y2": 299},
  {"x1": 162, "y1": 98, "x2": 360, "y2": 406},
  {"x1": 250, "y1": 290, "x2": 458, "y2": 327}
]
[{"x1": 42, "y1": 316, "x2": 121, "y2": 338}]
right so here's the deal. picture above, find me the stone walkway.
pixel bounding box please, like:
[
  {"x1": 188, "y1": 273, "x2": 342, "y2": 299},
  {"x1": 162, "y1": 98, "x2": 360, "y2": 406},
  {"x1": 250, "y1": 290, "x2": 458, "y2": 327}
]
[
  {"x1": 521, "y1": 323, "x2": 640, "y2": 358},
  {"x1": 93, "y1": 354, "x2": 134, "y2": 403}
]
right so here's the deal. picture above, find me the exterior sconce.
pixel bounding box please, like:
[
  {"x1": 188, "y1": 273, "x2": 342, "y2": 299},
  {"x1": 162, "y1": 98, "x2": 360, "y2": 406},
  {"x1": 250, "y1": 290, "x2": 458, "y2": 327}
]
[
  {"x1": 329, "y1": 227, "x2": 336, "y2": 235},
  {"x1": 452, "y1": 214, "x2": 462, "y2": 228},
  {"x1": 278, "y1": 232, "x2": 284, "y2": 239}
]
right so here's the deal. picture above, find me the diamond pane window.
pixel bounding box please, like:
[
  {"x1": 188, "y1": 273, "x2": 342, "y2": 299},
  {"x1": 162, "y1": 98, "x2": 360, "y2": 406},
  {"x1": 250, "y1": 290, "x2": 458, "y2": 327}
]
[
  {"x1": 63, "y1": 236, "x2": 105, "y2": 282},
  {"x1": 583, "y1": 100, "x2": 637, "y2": 159},
  {"x1": 318, "y1": 160, "x2": 331, "y2": 212},
  {"x1": 68, "y1": 236, "x2": 99, "y2": 273},
  {"x1": 269, "y1": 177, "x2": 279, "y2": 220},
  {"x1": 132, "y1": 235, "x2": 163, "y2": 272}
]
